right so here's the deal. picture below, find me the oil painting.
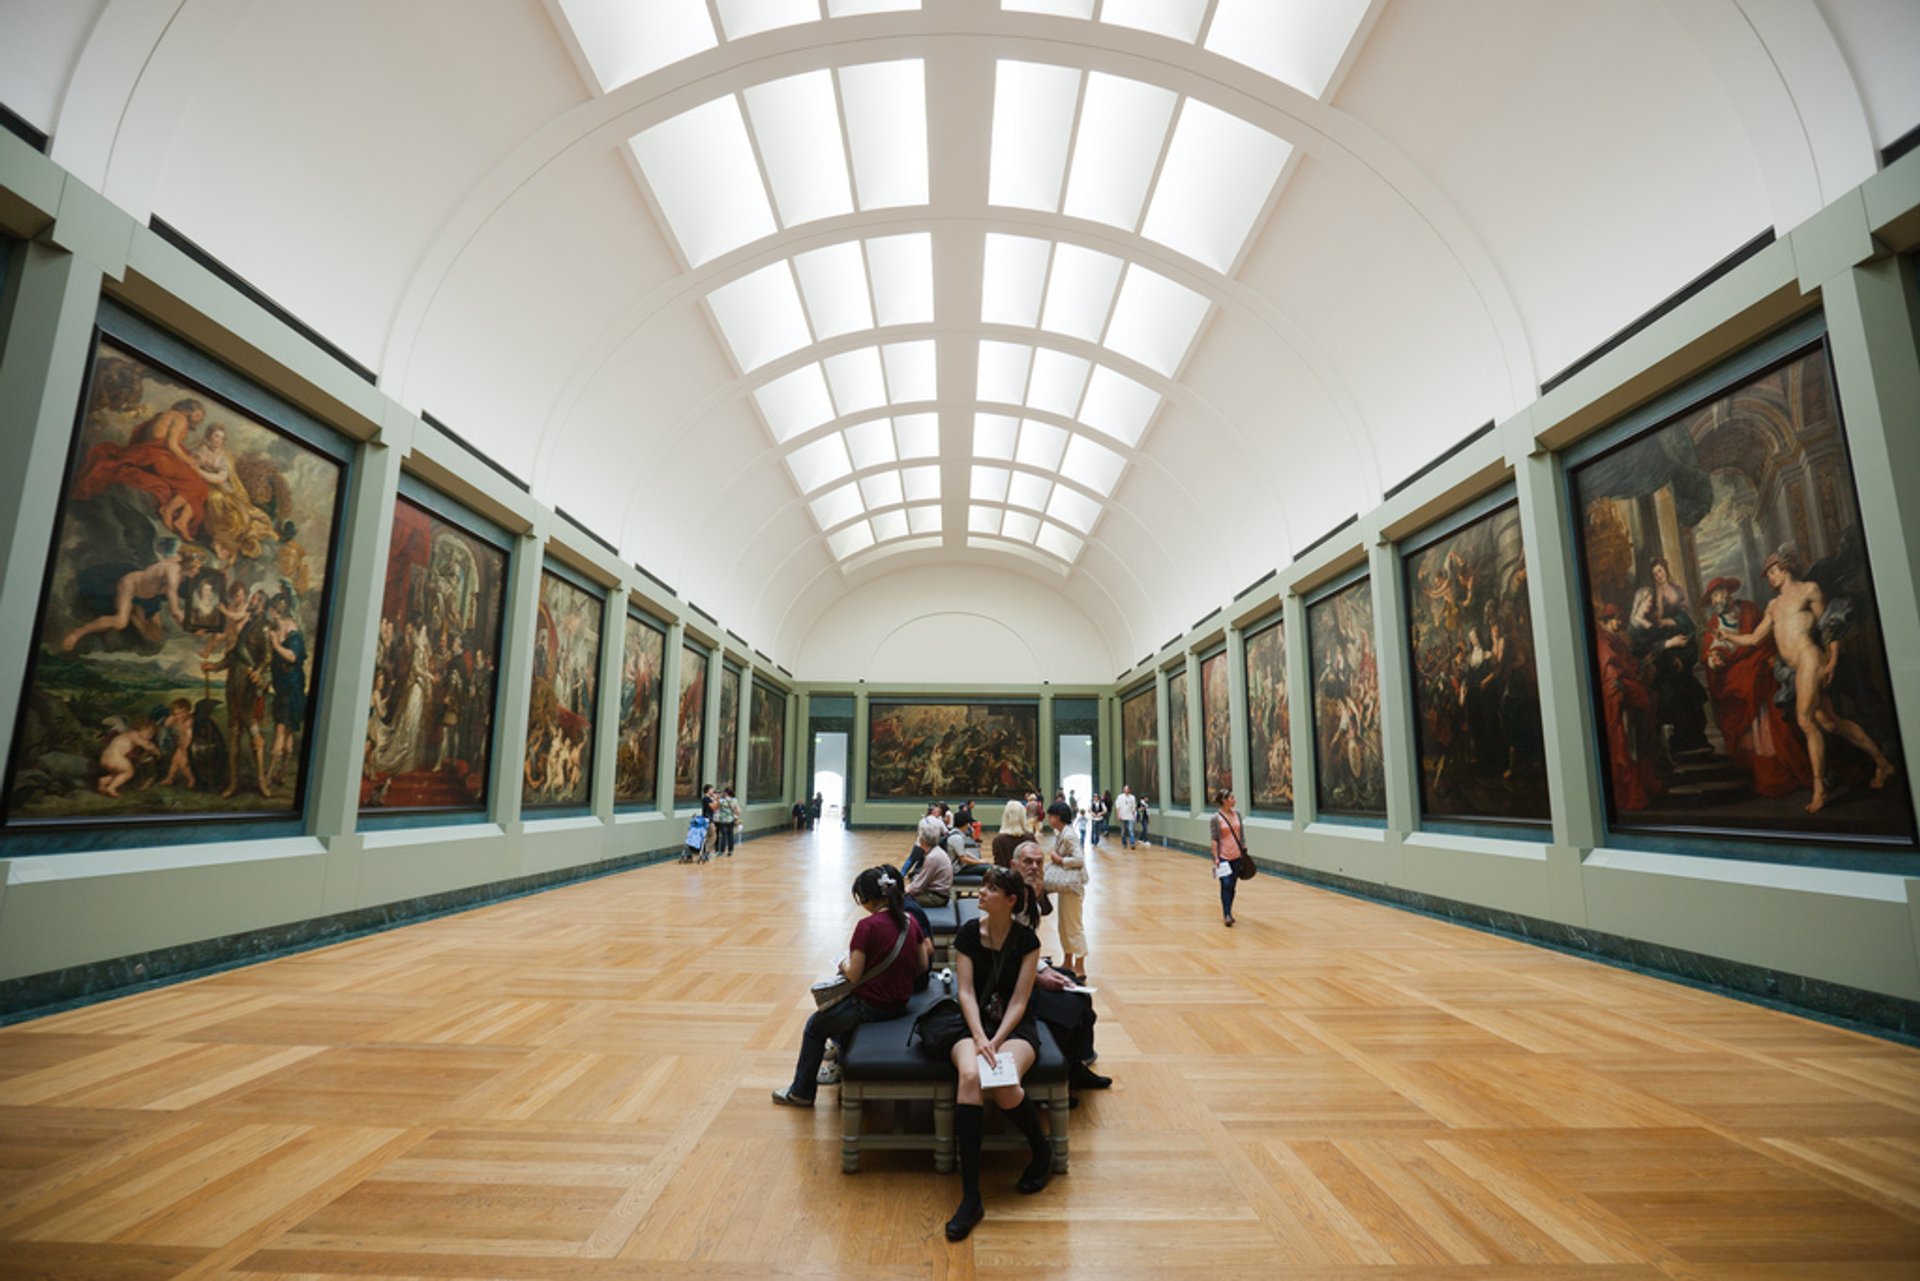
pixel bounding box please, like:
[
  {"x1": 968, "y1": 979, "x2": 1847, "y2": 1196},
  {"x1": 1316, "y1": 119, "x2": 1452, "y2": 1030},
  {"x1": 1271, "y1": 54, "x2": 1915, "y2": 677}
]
[
  {"x1": 1168, "y1": 668, "x2": 1191, "y2": 809},
  {"x1": 615, "y1": 612, "x2": 665, "y2": 807},
  {"x1": 715, "y1": 664, "x2": 741, "y2": 790},
  {"x1": 1244, "y1": 615, "x2": 1292, "y2": 811},
  {"x1": 748, "y1": 681, "x2": 786, "y2": 800},
  {"x1": 866, "y1": 702, "x2": 1037, "y2": 799},
  {"x1": 1309, "y1": 577, "x2": 1385, "y2": 816},
  {"x1": 1200, "y1": 649, "x2": 1232, "y2": 802},
  {"x1": 674, "y1": 644, "x2": 707, "y2": 801},
  {"x1": 1120, "y1": 686, "x2": 1157, "y2": 799},
  {"x1": 522, "y1": 569, "x2": 600, "y2": 808}
]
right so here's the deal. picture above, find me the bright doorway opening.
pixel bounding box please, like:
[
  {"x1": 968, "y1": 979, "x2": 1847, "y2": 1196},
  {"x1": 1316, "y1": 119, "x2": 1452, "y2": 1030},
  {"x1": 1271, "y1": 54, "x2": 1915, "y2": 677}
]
[{"x1": 812, "y1": 731, "x2": 847, "y2": 823}]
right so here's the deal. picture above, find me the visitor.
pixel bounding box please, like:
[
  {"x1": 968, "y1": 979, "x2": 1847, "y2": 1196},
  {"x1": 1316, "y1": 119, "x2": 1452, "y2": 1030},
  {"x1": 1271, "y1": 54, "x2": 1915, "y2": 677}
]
[
  {"x1": 1211, "y1": 787, "x2": 1247, "y2": 927},
  {"x1": 907, "y1": 816, "x2": 954, "y2": 907},
  {"x1": 1041, "y1": 800, "x2": 1089, "y2": 981},
  {"x1": 1115, "y1": 784, "x2": 1138, "y2": 848}
]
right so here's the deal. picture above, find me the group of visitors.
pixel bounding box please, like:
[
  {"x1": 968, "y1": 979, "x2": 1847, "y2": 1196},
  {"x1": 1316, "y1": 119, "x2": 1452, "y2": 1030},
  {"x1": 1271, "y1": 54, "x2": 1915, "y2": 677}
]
[
  {"x1": 790, "y1": 791, "x2": 825, "y2": 830},
  {"x1": 680, "y1": 783, "x2": 740, "y2": 863}
]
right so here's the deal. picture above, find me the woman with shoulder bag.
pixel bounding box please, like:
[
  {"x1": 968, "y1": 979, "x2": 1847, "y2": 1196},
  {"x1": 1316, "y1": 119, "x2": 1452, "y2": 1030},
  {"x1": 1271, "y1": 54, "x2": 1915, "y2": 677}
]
[
  {"x1": 1211, "y1": 788, "x2": 1249, "y2": 927},
  {"x1": 1041, "y1": 800, "x2": 1089, "y2": 981}
]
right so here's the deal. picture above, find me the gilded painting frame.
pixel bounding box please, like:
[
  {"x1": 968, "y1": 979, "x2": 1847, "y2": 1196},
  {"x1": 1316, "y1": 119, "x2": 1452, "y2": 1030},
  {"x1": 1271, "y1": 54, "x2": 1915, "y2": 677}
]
[
  {"x1": 747, "y1": 680, "x2": 786, "y2": 801},
  {"x1": 1199, "y1": 646, "x2": 1232, "y2": 805},
  {"x1": 520, "y1": 561, "x2": 602, "y2": 812},
  {"x1": 1242, "y1": 611, "x2": 1293, "y2": 815},
  {"x1": 865, "y1": 700, "x2": 1038, "y2": 801},
  {"x1": 614, "y1": 608, "x2": 667, "y2": 810},
  {"x1": 1307, "y1": 570, "x2": 1387, "y2": 820},
  {"x1": 1119, "y1": 682, "x2": 1157, "y2": 802}
]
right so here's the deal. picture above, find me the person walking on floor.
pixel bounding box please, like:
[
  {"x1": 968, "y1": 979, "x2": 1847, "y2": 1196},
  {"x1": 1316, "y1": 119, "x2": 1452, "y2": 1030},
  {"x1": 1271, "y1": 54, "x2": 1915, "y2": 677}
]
[
  {"x1": 1114, "y1": 785, "x2": 1138, "y2": 848},
  {"x1": 1211, "y1": 787, "x2": 1246, "y2": 927}
]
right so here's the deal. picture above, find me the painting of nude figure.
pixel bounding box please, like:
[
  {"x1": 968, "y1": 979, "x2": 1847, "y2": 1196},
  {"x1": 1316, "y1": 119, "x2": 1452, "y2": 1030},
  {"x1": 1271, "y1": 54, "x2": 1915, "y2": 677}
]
[
  {"x1": 1571, "y1": 341, "x2": 1911, "y2": 846},
  {"x1": 3, "y1": 329, "x2": 345, "y2": 830}
]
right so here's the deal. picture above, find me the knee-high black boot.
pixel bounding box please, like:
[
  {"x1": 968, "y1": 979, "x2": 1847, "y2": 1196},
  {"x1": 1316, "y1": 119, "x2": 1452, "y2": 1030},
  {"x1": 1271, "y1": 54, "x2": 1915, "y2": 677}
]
[
  {"x1": 946, "y1": 1104, "x2": 985, "y2": 1240},
  {"x1": 1001, "y1": 1096, "x2": 1053, "y2": 1193}
]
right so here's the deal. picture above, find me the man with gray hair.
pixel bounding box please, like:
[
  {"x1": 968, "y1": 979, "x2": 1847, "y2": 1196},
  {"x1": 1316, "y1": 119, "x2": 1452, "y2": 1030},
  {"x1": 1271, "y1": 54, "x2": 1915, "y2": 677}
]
[{"x1": 906, "y1": 815, "x2": 953, "y2": 906}]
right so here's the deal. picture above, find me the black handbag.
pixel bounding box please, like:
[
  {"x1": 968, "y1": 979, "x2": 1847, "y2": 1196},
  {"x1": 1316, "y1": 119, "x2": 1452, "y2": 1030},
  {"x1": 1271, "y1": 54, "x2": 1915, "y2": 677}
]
[{"x1": 910, "y1": 997, "x2": 969, "y2": 1055}]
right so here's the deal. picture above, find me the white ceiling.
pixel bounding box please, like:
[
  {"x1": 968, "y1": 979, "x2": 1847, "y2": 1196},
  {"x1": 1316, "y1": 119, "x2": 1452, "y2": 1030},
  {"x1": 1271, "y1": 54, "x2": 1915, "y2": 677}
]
[{"x1": 3, "y1": 0, "x2": 1913, "y2": 680}]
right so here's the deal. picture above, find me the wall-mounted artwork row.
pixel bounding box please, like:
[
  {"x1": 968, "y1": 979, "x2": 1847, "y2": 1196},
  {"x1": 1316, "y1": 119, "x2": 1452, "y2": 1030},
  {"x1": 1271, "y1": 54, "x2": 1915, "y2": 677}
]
[
  {"x1": 1243, "y1": 614, "x2": 1292, "y2": 811},
  {"x1": 1200, "y1": 649, "x2": 1232, "y2": 803},
  {"x1": 1167, "y1": 668, "x2": 1191, "y2": 809},
  {"x1": 4, "y1": 319, "x2": 346, "y2": 831},
  {"x1": 1572, "y1": 340, "x2": 1912, "y2": 846},
  {"x1": 674, "y1": 643, "x2": 707, "y2": 802},
  {"x1": 362, "y1": 491, "x2": 507, "y2": 813},
  {"x1": 867, "y1": 702, "x2": 1037, "y2": 800},
  {"x1": 1120, "y1": 685, "x2": 1156, "y2": 799},
  {"x1": 615, "y1": 611, "x2": 665, "y2": 808},
  {"x1": 716, "y1": 664, "x2": 741, "y2": 790},
  {"x1": 1309, "y1": 576, "x2": 1386, "y2": 817},
  {"x1": 747, "y1": 681, "x2": 786, "y2": 801},
  {"x1": 523, "y1": 568, "x2": 600, "y2": 809},
  {"x1": 1404, "y1": 502, "x2": 1548, "y2": 825}
]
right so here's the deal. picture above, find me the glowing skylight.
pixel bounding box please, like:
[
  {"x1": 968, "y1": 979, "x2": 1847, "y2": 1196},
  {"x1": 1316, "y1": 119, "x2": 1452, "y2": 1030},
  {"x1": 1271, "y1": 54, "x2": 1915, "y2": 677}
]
[
  {"x1": 901, "y1": 464, "x2": 940, "y2": 500},
  {"x1": 1063, "y1": 433, "x2": 1125, "y2": 493},
  {"x1": 1000, "y1": 509, "x2": 1042, "y2": 543},
  {"x1": 1100, "y1": 0, "x2": 1207, "y2": 41},
  {"x1": 1016, "y1": 419, "x2": 1068, "y2": 471},
  {"x1": 788, "y1": 435, "x2": 854, "y2": 492},
  {"x1": 1007, "y1": 471, "x2": 1052, "y2": 512},
  {"x1": 1062, "y1": 73, "x2": 1176, "y2": 229},
  {"x1": 1046, "y1": 485, "x2": 1101, "y2": 533},
  {"x1": 793, "y1": 242, "x2": 874, "y2": 340},
  {"x1": 988, "y1": 61, "x2": 1080, "y2": 212},
  {"x1": 716, "y1": 0, "x2": 817, "y2": 39},
  {"x1": 871, "y1": 509, "x2": 911, "y2": 542},
  {"x1": 706, "y1": 261, "x2": 810, "y2": 373},
  {"x1": 974, "y1": 413, "x2": 1018, "y2": 460},
  {"x1": 1002, "y1": 0, "x2": 1093, "y2": 16},
  {"x1": 882, "y1": 341, "x2": 937, "y2": 402},
  {"x1": 827, "y1": 0, "x2": 919, "y2": 13},
  {"x1": 972, "y1": 466, "x2": 1011, "y2": 503},
  {"x1": 867, "y1": 234, "x2": 934, "y2": 326},
  {"x1": 907, "y1": 506, "x2": 942, "y2": 534},
  {"x1": 810, "y1": 483, "x2": 864, "y2": 530},
  {"x1": 894, "y1": 414, "x2": 939, "y2": 458},
  {"x1": 825, "y1": 348, "x2": 888, "y2": 416},
  {"x1": 744, "y1": 71, "x2": 855, "y2": 227},
  {"x1": 755, "y1": 364, "x2": 836, "y2": 441},
  {"x1": 845, "y1": 418, "x2": 898, "y2": 470},
  {"x1": 1103, "y1": 264, "x2": 1211, "y2": 376},
  {"x1": 1041, "y1": 243, "x2": 1124, "y2": 343},
  {"x1": 982, "y1": 234, "x2": 1050, "y2": 328},
  {"x1": 969, "y1": 506, "x2": 1002, "y2": 535},
  {"x1": 1142, "y1": 98, "x2": 1293, "y2": 272},
  {"x1": 556, "y1": 0, "x2": 715, "y2": 94},
  {"x1": 630, "y1": 97, "x2": 774, "y2": 267},
  {"x1": 1035, "y1": 522, "x2": 1085, "y2": 562},
  {"x1": 829, "y1": 521, "x2": 876, "y2": 559},
  {"x1": 978, "y1": 341, "x2": 1033, "y2": 403},
  {"x1": 860, "y1": 470, "x2": 905, "y2": 509},
  {"x1": 840, "y1": 60, "x2": 929, "y2": 209},
  {"x1": 1077, "y1": 366, "x2": 1159, "y2": 446},
  {"x1": 1205, "y1": 0, "x2": 1371, "y2": 99},
  {"x1": 1026, "y1": 349, "x2": 1090, "y2": 417}
]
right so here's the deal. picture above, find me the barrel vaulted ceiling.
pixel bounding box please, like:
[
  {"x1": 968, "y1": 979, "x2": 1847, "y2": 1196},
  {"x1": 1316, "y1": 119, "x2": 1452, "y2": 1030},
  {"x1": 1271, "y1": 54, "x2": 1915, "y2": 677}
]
[{"x1": 3, "y1": 0, "x2": 1915, "y2": 680}]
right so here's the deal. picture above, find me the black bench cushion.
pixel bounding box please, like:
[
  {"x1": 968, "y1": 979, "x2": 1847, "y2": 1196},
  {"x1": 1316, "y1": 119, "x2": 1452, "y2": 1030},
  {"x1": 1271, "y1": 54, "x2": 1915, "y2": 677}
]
[
  {"x1": 921, "y1": 898, "x2": 962, "y2": 934},
  {"x1": 841, "y1": 986, "x2": 1068, "y2": 1084}
]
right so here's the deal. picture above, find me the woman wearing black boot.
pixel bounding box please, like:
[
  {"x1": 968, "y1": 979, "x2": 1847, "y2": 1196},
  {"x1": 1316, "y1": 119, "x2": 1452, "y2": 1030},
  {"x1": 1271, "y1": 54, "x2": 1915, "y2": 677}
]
[{"x1": 944, "y1": 866, "x2": 1054, "y2": 1241}]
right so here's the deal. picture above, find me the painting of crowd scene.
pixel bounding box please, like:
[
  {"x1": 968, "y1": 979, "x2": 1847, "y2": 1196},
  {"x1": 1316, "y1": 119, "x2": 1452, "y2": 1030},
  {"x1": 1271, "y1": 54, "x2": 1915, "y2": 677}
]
[
  {"x1": 748, "y1": 682, "x2": 786, "y2": 800},
  {"x1": 361, "y1": 496, "x2": 506, "y2": 812},
  {"x1": 1405, "y1": 504, "x2": 1549, "y2": 824},
  {"x1": 521, "y1": 570, "x2": 600, "y2": 808},
  {"x1": 1168, "y1": 669, "x2": 1191, "y2": 808},
  {"x1": 674, "y1": 645, "x2": 707, "y2": 801},
  {"x1": 1572, "y1": 345, "x2": 1910, "y2": 844},
  {"x1": 1201, "y1": 650, "x2": 1232, "y2": 801},
  {"x1": 1244, "y1": 617, "x2": 1292, "y2": 811},
  {"x1": 615, "y1": 613, "x2": 664, "y2": 806},
  {"x1": 1310, "y1": 578, "x2": 1386, "y2": 816},
  {"x1": 716, "y1": 665, "x2": 741, "y2": 790},
  {"x1": 1120, "y1": 686, "x2": 1157, "y2": 798},
  {"x1": 4, "y1": 336, "x2": 343, "y2": 826},
  {"x1": 867, "y1": 702, "x2": 1038, "y2": 799}
]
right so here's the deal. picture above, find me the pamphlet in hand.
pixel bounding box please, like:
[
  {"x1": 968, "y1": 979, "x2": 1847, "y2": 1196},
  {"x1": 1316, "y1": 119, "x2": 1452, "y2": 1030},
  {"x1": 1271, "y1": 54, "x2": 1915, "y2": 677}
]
[
  {"x1": 1214, "y1": 861, "x2": 1234, "y2": 879},
  {"x1": 977, "y1": 1049, "x2": 1022, "y2": 1088}
]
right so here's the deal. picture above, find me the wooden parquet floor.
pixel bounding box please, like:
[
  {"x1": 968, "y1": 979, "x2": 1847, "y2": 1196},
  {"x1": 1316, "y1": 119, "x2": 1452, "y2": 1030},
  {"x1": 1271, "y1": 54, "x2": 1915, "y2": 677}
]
[{"x1": 2, "y1": 828, "x2": 1918, "y2": 1279}]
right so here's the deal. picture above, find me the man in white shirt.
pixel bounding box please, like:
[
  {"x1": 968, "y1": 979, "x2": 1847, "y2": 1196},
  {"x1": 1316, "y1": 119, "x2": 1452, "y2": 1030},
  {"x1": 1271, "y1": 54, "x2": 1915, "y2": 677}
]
[{"x1": 1114, "y1": 785, "x2": 1139, "y2": 848}]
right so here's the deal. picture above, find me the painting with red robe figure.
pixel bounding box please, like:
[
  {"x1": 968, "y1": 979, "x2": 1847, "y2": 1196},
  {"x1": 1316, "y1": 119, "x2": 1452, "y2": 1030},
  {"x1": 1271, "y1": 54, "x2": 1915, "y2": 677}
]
[
  {"x1": 866, "y1": 703, "x2": 1037, "y2": 799},
  {"x1": 674, "y1": 644, "x2": 707, "y2": 802},
  {"x1": 747, "y1": 681, "x2": 785, "y2": 800},
  {"x1": 1571, "y1": 342, "x2": 1910, "y2": 845},
  {"x1": 716, "y1": 665, "x2": 741, "y2": 789},
  {"x1": 361, "y1": 494, "x2": 507, "y2": 813},
  {"x1": 1200, "y1": 649, "x2": 1232, "y2": 803},
  {"x1": 1168, "y1": 668, "x2": 1191, "y2": 809},
  {"x1": 1121, "y1": 686, "x2": 1157, "y2": 799},
  {"x1": 615, "y1": 613, "x2": 664, "y2": 806},
  {"x1": 1404, "y1": 503, "x2": 1548, "y2": 824},
  {"x1": 522, "y1": 570, "x2": 600, "y2": 809},
  {"x1": 1309, "y1": 578, "x2": 1386, "y2": 816},
  {"x1": 1244, "y1": 615, "x2": 1292, "y2": 811}
]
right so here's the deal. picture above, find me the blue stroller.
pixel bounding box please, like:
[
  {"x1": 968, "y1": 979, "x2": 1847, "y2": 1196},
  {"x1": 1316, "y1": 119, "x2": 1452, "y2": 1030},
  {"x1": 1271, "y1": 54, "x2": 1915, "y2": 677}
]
[{"x1": 682, "y1": 814, "x2": 710, "y2": 863}]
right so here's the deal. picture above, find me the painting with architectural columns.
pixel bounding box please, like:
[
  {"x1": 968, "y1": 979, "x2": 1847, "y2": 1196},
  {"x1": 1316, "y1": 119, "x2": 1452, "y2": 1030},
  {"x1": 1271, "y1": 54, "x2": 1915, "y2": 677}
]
[
  {"x1": 1405, "y1": 503, "x2": 1549, "y2": 824},
  {"x1": 615, "y1": 611, "x2": 665, "y2": 807},
  {"x1": 1309, "y1": 577, "x2": 1386, "y2": 816},
  {"x1": 1201, "y1": 649, "x2": 1232, "y2": 803},
  {"x1": 3, "y1": 331, "x2": 345, "y2": 829},
  {"x1": 1571, "y1": 343, "x2": 1911, "y2": 846},
  {"x1": 715, "y1": 664, "x2": 741, "y2": 790},
  {"x1": 866, "y1": 702, "x2": 1037, "y2": 799},
  {"x1": 674, "y1": 643, "x2": 707, "y2": 801},
  {"x1": 362, "y1": 494, "x2": 507, "y2": 813},
  {"x1": 747, "y1": 681, "x2": 785, "y2": 800},
  {"x1": 522, "y1": 569, "x2": 600, "y2": 809},
  {"x1": 1244, "y1": 614, "x2": 1292, "y2": 811},
  {"x1": 1168, "y1": 668, "x2": 1191, "y2": 809},
  {"x1": 1120, "y1": 685, "x2": 1157, "y2": 800}
]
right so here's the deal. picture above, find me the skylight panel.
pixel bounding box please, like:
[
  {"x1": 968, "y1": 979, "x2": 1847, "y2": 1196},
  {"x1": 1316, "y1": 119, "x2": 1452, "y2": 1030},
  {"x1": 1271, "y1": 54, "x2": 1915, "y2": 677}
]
[
  {"x1": 974, "y1": 413, "x2": 1018, "y2": 460},
  {"x1": 705, "y1": 262, "x2": 810, "y2": 373},
  {"x1": 557, "y1": 0, "x2": 716, "y2": 94},
  {"x1": 1001, "y1": 510, "x2": 1042, "y2": 543},
  {"x1": 839, "y1": 60, "x2": 929, "y2": 209},
  {"x1": 982, "y1": 234, "x2": 1050, "y2": 328},
  {"x1": 1205, "y1": 0, "x2": 1371, "y2": 99},
  {"x1": 1036, "y1": 521, "x2": 1085, "y2": 562},
  {"x1": 1007, "y1": 471, "x2": 1053, "y2": 512},
  {"x1": 1046, "y1": 485, "x2": 1101, "y2": 532},
  {"x1": 871, "y1": 509, "x2": 911, "y2": 542},
  {"x1": 1141, "y1": 98, "x2": 1292, "y2": 272},
  {"x1": 810, "y1": 482, "x2": 865, "y2": 530},
  {"x1": 744, "y1": 71, "x2": 856, "y2": 227},
  {"x1": 977, "y1": 341, "x2": 1032, "y2": 403},
  {"x1": 882, "y1": 340, "x2": 937, "y2": 402},
  {"x1": 828, "y1": 0, "x2": 920, "y2": 12},
  {"x1": 1040, "y1": 243, "x2": 1123, "y2": 343},
  {"x1": 825, "y1": 347, "x2": 888, "y2": 416},
  {"x1": 907, "y1": 505, "x2": 942, "y2": 534},
  {"x1": 867, "y1": 233, "x2": 934, "y2": 327},
  {"x1": 860, "y1": 470, "x2": 905, "y2": 509},
  {"x1": 1002, "y1": 0, "x2": 1094, "y2": 14},
  {"x1": 630, "y1": 97, "x2": 775, "y2": 267},
  {"x1": 901, "y1": 464, "x2": 940, "y2": 500},
  {"x1": 793, "y1": 242, "x2": 874, "y2": 340},
  {"x1": 1016, "y1": 419, "x2": 1068, "y2": 471},
  {"x1": 1077, "y1": 366, "x2": 1158, "y2": 445},
  {"x1": 1061, "y1": 73, "x2": 1176, "y2": 230},
  {"x1": 788, "y1": 434, "x2": 854, "y2": 491},
  {"x1": 754, "y1": 363, "x2": 835, "y2": 441},
  {"x1": 1100, "y1": 0, "x2": 1208, "y2": 41},
  {"x1": 972, "y1": 465, "x2": 1011, "y2": 503},
  {"x1": 829, "y1": 521, "x2": 876, "y2": 559},
  {"x1": 716, "y1": 0, "x2": 817, "y2": 39},
  {"x1": 1062, "y1": 432, "x2": 1125, "y2": 493},
  {"x1": 989, "y1": 61, "x2": 1080, "y2": 211},
  {"x1": 1026, "y1": 348, "x2": 1090, "y2": 417},
  {"x1": 845, "y1": 417, "x2": 898, "y2": 470},
  {"x1": 969, "y1": 506, "x2": 1002, "y2": 535},
  {"x1": 1103, "y1": 264, "x2": 1210, "y2": 376},
  {"x1": 894, "y1": 414, "x2": 939, "y2": 458}
]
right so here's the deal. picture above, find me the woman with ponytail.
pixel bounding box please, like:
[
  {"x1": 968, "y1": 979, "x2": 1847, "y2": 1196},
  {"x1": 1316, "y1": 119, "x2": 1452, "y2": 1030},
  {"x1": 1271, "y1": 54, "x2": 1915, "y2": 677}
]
[{"x1": 772, "y1": 866, "x2": 929, "y2": 1107}]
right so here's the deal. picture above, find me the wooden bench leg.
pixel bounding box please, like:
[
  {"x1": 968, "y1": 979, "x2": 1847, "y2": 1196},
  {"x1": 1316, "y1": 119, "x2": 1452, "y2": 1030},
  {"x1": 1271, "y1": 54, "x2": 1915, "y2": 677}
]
[
  {"x1": 841, "y1": 1086, "x2": 862, "y2": 1173},
  {"x1": 933, "y1": 1091, "x2": 955, "y2": 1173},
  {"x1": 1047, "y1": 1094, "x2": 1069, "y2": 1173}
]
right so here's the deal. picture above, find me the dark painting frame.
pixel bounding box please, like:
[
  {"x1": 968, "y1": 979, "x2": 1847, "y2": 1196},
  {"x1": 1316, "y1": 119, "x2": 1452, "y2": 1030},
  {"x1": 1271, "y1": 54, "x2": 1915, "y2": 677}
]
[
  {"x1": 615, "y1": 608, "x2": 666, "y2": 809},
  {"x1": 673, "y1": 641, "x2": 708, "y2": 804},
  {"x1": 747, "y1": 680, "x2": 786, "y2": 801},
  {"x1": 1200, "y1": 647, "x2": 1232, "y2": 805},
  {"x1": 1308, "y1": 573, "x2": 1387, "y2": 819},
  {"x1": 1120, "y1": 683, "x2": 1157, "y2": 801},
  {"x1": 715, "y1": 663, "x2": 741, "y2": 791},
  {"x1": 1243, "y1": 611, "x2": 1293, "y2": 814},
  {"x1": 521, "y1": 563, "x2": 602, "y2": 811},
  {"x1": 1167, "y1": 667, "x2": 1191, "y2": 809},
  {"x1": 865, "y1": 700, "x2": 1038, "y2": 801}
]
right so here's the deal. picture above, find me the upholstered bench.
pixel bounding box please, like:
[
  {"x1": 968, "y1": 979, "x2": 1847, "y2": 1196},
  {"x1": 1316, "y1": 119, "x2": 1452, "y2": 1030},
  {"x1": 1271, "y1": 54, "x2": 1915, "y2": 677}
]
[
  {"x1": 838, "y1": 985, "x2": 1070, "y2": 1174},
  {"x1": 920, "y1": 897, "x2": 976, "y2": 965}
]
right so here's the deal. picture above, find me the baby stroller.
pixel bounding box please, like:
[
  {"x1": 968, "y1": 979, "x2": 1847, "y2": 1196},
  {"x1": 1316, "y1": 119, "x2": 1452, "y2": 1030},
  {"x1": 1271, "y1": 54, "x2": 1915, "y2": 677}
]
[{"x1": 681, "y1": 814, "x2": 710, "y2": 863}]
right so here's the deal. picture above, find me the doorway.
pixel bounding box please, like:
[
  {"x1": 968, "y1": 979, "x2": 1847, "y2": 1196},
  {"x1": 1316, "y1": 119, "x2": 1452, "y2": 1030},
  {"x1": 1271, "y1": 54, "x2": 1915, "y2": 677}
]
[
  {"x1": 812, "y1": 731, "x2": 847, "y2": 823},
  {"x1": 1057, "y1": 733, "x2": 1092, "y2": 813}
]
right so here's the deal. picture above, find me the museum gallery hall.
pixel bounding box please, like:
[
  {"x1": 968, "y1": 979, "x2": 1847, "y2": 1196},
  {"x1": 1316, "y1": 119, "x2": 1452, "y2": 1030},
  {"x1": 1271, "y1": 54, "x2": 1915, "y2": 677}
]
[{"x1": 0, "y1": 3, "x2": 1918, "y2": 1276}]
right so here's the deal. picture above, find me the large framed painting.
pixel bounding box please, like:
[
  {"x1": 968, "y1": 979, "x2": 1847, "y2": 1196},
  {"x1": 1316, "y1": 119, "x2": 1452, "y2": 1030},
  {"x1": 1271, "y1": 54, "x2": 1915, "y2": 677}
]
[
  {"x1": 522, "y1": 567, "x2": 601, "y2": 809},
  {"x1": 1309, "y1": 576, "x2": 1386, "y2": 816},
  {"x1": 3, "y1": 314, "x2": 348, "y2": 832},
  {"x1": 715, "y1": 664, "x2": 741, "y2": 790},
  {"x1": 748, "y1": 681, "x2": 786, "y2": 800},
  {"x1": 673, "y1": 643, "x2": 707, "y2": 802},
  {"x1": 1570, "y1": 337, "x2": 1912, "y2": 847},
  {"x1": 1120, "y1": 685, "x2": 1156, "y2": 799},
  {"x1": 866, "y1": 701, "x2": 1038, "y2": 799},
  {"x1": 361, "y1": 487, "x2": 508, "y2": 814},
  {"x1": 1244, "y1": 614, "x2": 1292, "y2": 812},
  {"x1": 615, "y1": 610, "x2": 665, "y2": 808},
  {"x1": 1168, "y1": 668, "x2": 1191, "y2": 809},
  {"x1": 1404, "y1": 501, "x2": 1549, "y2": 825},
  {"x1": 1200, "y1": 648, "x2": 1232, "y2": 803}
]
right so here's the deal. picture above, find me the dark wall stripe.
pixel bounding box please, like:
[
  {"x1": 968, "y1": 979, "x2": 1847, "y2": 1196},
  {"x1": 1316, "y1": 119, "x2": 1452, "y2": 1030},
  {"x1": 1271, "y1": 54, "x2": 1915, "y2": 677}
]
[
  {"x1": 0, "y1": 101, "x2": 48, "y2": 153},
  {"x1": 420, "y1": 409, "x2": 528, "y2": 492},
  {"x1": 1382, "y1": 419, "x2": 1496, "y2": 500},
  {"x1": 1296, "y1": 513, "x2": 1358, "y2": 558}
]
